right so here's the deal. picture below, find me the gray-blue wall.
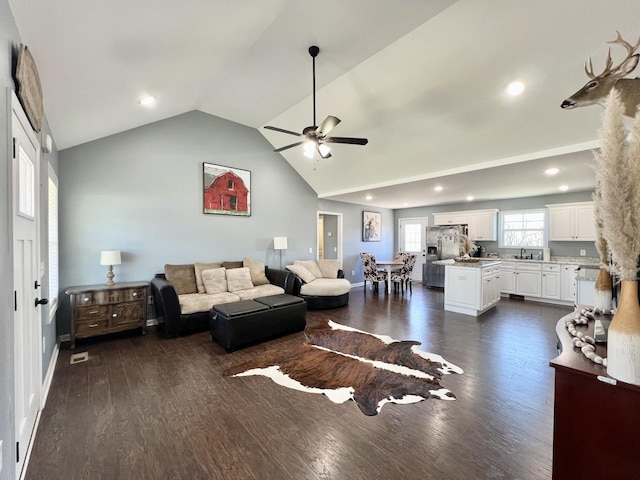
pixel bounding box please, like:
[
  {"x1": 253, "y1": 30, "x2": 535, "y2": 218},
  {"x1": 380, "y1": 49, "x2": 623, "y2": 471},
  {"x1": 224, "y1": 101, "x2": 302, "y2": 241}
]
[{"x1": 56, "y1": 111, "x2": 397, "y2": 335}]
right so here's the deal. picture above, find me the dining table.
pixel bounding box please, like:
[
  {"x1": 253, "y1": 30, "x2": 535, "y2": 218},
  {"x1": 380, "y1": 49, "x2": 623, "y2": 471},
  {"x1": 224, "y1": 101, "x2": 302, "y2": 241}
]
[{"x1": 375, "y1": 260, "x2": 404, "y2": 293}]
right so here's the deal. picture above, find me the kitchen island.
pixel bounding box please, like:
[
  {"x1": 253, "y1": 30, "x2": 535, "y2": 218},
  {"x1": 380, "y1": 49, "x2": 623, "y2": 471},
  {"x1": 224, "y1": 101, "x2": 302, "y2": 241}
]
[{"x1": 436, "y1": 259, "x2": 502, "y2": 316}]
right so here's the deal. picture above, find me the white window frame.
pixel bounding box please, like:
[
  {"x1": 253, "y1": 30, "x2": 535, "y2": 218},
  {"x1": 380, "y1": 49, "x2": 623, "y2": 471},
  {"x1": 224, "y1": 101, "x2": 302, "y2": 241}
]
[
  {"x1": 47, "y1": 163, "x2": 59, "y2": 322},
  {"x1": 498, "y1": 209, "x2": 548, "y2": 249}
]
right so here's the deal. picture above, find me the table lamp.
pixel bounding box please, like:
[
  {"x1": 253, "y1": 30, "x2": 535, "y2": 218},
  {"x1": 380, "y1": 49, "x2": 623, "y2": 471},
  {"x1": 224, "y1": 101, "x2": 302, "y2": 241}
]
[
  {"x1": 273, "y1": 236, "x2": 288, "y2": 269},
  {"x1": 100, "y1": 250, "x2": 121, "y2": 286}
]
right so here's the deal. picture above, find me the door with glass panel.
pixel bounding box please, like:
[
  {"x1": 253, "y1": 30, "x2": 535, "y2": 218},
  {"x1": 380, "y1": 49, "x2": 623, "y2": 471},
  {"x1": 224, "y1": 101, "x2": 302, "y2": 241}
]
[{"x1": 398, "y1": 217, "x2": 428, "y2": 282}]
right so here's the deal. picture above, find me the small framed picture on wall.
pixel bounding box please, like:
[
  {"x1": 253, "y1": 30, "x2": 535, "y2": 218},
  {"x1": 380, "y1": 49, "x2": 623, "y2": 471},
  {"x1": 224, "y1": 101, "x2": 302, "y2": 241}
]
[{"x1": 362, "y1": 211, "x2": 381, "y2": 242}]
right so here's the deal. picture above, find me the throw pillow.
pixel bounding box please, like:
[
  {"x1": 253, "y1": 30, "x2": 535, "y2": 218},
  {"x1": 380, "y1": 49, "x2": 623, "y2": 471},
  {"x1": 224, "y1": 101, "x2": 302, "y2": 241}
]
[
  {"x1": 243, "y1": 257, "x2": 269, "y2": 286},
  {"x1": 294, "y1": 260, "x2": 323, "y2": 279},
  {"x1": 226, "y1": 267, "x2": 254, "y2": 292},
  {"x1": 202, "y1": 267, "x2": 228, "y2": 294},
  {"x1": 164, "y1": 264, "x2": 197, "y2": 295},
  {"x1": 317, "y1": 259, "x2": 341, "y2": 279},
  {"x1": 194, "y1": 262, "x2": 223, "y2": 293},
  {"x1": 286, "y1": 264, "x2": 316, "y2": 284},
  {"x1": 222, "y1": 260, "x2": 243, "y2": 269}
]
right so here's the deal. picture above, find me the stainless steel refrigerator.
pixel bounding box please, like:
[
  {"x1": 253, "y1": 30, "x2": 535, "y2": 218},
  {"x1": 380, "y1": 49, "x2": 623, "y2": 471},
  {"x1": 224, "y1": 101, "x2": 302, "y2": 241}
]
[{"x1": 424, "y1": 225, "x2": 467, "y2": 288}]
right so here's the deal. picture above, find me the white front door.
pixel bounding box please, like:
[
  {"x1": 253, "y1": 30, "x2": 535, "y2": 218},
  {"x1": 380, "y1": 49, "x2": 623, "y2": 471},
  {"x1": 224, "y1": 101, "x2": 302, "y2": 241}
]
[
  {"x1": 398, "y1": 217, "x2": 428, "y2": 282},
  {"x1": 12, "y1": 95, "x2": 43, "y2": 480}
]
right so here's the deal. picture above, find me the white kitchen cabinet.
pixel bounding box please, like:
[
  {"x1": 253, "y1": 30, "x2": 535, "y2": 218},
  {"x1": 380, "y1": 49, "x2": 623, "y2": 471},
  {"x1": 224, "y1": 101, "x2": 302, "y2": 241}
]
[
  {"x1": 481, "y1": 265, "x2": 501, "y2": 310},
  {"x1": 561, "y1": 264, "x2": 579, "y2": 302},
  {"x1": 433, "y1": 212, "x2": 469, "y2": 226},
  {"x1": 444, "y1": 262, "x2": 501, "y2": 316},
  {"x1": 547, "y1": 202, "x2": 595, "y2": 241},
  {"x1": 499, "y1": 261, "x2": 516, "y2": 294},
  {"x1": 467, "y1": 209, "x2": 498, "y2": 241},
  {"x1": 541, "y1": 264, "x2": 561, "y2": 300},
  {"x1": 515, "y1": 262, "x2": 542, "y2": 297}
]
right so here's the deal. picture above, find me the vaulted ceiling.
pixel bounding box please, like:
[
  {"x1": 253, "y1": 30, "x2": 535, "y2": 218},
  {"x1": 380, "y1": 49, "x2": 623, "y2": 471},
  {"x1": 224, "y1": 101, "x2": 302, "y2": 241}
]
[{"x1": 9, "y1": 0, "x2": 640, "y2": 208}]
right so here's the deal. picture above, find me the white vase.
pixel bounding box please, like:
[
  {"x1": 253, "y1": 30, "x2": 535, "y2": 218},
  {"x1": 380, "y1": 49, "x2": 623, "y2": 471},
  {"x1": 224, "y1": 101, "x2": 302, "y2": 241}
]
[{"x1": 607, "y1": 280, "x2": 640, "y2": 385}]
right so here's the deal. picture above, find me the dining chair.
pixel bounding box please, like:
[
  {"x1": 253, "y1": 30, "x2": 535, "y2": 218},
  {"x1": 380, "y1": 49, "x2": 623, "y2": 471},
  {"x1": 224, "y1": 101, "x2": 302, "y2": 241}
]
[
  {"x1": 360, "y1": 253, "x2": 388, "y2": 292},
  {"x1": 392, "y1": 253, "x2": 416, "y2": 293}
]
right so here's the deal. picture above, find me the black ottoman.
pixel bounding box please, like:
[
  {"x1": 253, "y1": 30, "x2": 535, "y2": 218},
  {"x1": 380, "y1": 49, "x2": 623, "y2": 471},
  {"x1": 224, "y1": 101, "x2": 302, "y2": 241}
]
[{"x1": 210, "y1": 295, "x2": 306, "y2": 352}]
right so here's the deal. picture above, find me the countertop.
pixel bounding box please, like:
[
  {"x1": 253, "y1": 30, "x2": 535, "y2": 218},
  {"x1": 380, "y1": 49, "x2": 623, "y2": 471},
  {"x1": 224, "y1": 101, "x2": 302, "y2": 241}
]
[
  {"x1": 476, "y1": 256, "x2": 600, "y2": 267},
  {"x1": 434, "y1": 259, "x2": 501, "y2": 268},
  {"x1": 434, "y1": 256, "x2": 602, "y2": 272}
]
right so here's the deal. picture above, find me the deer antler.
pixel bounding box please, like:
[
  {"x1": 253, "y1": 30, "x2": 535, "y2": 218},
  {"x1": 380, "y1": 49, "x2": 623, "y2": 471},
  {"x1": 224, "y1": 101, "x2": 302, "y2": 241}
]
[
  {"x1": 586, "y1": 31, "x2": 640, "y2": 79},
  {"x1": 606, "y1": 30, "x2": 640, "y2": 59}
]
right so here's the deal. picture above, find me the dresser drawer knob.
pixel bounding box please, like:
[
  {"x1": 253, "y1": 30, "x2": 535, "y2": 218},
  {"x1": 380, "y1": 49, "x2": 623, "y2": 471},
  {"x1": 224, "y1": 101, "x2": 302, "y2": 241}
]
[
  {"x1": 132, "y1": 292, "x2": 138, "y2": 297},
  {"x1": 83, "y1": 297, "x2": 90, "y2": 302},
  {"x1": 112, "y1": 313, "x2": 118, "y2": 318}
]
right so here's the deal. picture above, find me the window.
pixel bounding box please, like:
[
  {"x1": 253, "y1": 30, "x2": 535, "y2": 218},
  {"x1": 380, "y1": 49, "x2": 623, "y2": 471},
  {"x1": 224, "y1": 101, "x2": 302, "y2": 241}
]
[
  {"x1": 48, "y1": 164, "x2": 59, "y2": 321},
  {"x1": 499, "y1": 209, "x2": 546, "y2": 248},
  {"x1": 227, "y1": 179, "x2": 234, "y2": 190},
  {"x1": 403, "y1": 223, "x2": 422, "y2": 252}
]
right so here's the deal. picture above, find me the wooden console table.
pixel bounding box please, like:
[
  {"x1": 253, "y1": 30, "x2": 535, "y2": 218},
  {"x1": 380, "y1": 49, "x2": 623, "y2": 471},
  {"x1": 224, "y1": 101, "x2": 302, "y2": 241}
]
[
  {"x1": 550, "y1": 311, "x2": 640, "y2": 480},
  {"x1": 66, "y1": 281, "x2": 148, "y2": 348}
]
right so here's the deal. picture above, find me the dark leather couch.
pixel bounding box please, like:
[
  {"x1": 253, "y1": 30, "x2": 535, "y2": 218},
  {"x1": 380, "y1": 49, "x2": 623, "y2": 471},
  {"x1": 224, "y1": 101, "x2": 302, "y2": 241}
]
[{"x1": 151, "y1": 267, "x2": 291, "y2": 338}]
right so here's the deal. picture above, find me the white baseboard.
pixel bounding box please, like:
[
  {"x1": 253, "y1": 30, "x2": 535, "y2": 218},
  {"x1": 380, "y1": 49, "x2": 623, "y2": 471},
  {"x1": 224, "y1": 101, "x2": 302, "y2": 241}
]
[
  {"x1": 58, "y1": 333, "x2": 70, "y2": 343},
  {"x1": 41, "y1": 343, "x2": 59, "y2": 408},
  {"x1": 147, "y1": 318, "x2": 159, "y2": 326},
  {"x1": 350, "y1": 281, "x2": 364, "y2": 288}
]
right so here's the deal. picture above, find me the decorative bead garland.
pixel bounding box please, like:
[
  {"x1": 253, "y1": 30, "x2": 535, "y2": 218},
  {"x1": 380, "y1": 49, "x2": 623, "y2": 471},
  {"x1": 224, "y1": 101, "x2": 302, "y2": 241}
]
[{"x1": 564, "y1": 307, "x2": 614, "y2": 366}]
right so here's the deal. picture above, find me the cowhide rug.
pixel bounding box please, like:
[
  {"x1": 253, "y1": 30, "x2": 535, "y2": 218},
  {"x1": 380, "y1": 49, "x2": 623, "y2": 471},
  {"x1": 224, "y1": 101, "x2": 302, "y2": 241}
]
[{"x1": 224, "y1": 319, "x2": 463, "y2": 416}]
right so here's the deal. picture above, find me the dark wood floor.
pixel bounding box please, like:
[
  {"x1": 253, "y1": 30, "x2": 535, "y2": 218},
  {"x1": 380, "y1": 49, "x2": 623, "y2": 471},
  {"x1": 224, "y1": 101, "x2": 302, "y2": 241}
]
[{"x1": 27, "y1": 286, "x2": 572, "y2": 480}]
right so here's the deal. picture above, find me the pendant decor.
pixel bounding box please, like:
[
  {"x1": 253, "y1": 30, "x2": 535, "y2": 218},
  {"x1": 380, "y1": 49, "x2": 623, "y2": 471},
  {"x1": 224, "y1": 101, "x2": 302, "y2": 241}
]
[{"x1": 593, "y1": 88, "x2": 640, "y2": 385}]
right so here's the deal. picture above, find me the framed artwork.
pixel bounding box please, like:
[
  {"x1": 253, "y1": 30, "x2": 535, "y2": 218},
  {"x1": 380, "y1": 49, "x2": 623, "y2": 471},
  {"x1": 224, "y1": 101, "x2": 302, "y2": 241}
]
[
  {"x1": 203, "y1": 163, "x2": 251, "y2": 216},
  {"x1": 362, "y1": 211, "x2": 381, "y2": 242}
]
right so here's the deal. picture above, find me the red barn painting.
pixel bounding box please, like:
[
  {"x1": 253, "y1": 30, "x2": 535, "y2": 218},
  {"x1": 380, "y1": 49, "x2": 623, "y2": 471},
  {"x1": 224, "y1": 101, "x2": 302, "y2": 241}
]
[{"x1": 203, "y1": 163, "x2": 251, "y2": 216}]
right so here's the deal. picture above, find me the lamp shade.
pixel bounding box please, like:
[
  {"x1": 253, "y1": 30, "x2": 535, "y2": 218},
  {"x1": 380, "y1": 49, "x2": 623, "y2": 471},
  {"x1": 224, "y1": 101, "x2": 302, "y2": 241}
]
[
  {"x1": 100, "y1": 250, "x2": 121, "y2": 266},
  {"x1": 273, "y1": 237, "x2": 288, "y2": 250}
]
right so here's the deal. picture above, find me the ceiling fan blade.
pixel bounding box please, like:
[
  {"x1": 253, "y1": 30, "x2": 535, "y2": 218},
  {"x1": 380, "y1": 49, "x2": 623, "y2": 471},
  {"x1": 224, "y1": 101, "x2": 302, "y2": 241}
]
[
  {"x1": 316, "y1": 116, "x2": 341, "y2": 137},
  {"x1": 324, "y1": 136, "x2": 369, "y2": 146},
  {"x1": 264, "y1": 125, "x2": 303, "y2": 137},
  {"x1": 274, "y1": 141, "x2": 305, "y2": 153}
]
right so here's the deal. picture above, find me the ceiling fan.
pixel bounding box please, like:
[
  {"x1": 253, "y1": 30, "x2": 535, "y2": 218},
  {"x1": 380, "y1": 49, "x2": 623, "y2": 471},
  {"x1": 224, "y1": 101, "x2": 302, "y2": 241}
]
[{"x1": 264, "y1": 46, "x2": 368, "y2": 159}]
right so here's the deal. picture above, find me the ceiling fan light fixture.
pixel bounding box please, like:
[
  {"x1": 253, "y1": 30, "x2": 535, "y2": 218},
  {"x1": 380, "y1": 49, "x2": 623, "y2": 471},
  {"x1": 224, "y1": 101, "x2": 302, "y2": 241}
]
[
  {"x1": 318, "y1": 144, "x2": 331, "y2": 158},
  {"x1": 303, "y1": 141, "x2": 315, "y2": 159}
]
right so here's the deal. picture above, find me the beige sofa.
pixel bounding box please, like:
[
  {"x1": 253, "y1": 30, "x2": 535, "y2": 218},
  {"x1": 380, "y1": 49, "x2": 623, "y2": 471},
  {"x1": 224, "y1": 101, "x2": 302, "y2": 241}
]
[{"x1": 151, "y1": 257, "x2": 289, "y2": 337}]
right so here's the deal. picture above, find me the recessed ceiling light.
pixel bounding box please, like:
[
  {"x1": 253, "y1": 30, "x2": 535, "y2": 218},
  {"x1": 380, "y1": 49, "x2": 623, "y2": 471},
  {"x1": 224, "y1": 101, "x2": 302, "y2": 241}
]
[
  {"x1": 506, "y1": 81, "x2": 525, "y2": 96},
  {"x1": 139, "y1": 96, "x2": 156, "y2": 107},
  {"x1": 434, "y1": 185, "x2": 444, "y2": 192},
  {"x1": 466, "y1": 195, "x2": 474, "y2": 201},
  {"x1": 545, "y1": 168, "x2": 560, "y2": 176},
  {"x1": 559, "y1": 185, "x2": 569, "y2": 192},
  {"x1": 403, "y1": 202, "x2": 409, "y2": 207},
  {"x1": 365, "y1": 195, "x2": 373, "y2": 201}
]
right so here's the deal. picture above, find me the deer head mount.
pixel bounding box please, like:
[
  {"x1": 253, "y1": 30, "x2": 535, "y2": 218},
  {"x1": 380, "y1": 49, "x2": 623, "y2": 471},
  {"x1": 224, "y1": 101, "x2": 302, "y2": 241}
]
[{"x1": 561, "y1": 32, "x2": 640, "y2": 117}]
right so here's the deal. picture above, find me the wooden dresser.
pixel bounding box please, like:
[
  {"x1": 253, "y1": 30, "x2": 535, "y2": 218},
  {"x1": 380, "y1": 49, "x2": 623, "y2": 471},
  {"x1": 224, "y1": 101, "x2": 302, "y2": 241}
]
[
  {"x1": 66, "y1": 281, "x2": 149, "y2": 348},
  {"x1": 550, "y1": 311, "x2": 640, "y2": 480}
]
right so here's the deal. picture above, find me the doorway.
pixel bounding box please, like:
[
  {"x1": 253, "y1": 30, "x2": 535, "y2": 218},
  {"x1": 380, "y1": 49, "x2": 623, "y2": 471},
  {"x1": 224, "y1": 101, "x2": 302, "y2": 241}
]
[
  {"x1": 398, "y1": 217, "x2": 428, "y2": 282},
  {"x1": 12, "y1": 92, "x2": 43, "y2": 479},
  {"x1": 317, "y1": 211, "x2": 342, "y2": 263}
]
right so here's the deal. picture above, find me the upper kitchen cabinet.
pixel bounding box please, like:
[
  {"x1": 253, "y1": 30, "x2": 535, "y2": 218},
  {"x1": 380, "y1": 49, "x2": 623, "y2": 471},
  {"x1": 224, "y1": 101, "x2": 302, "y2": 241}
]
[
  {"x1": 547, "y1": 202, "x2": 595, "y2": 241},
  {"x1": 467, "y1": 209, "x2": 498, "y2": 241},
  {"x1": 434, "y1": 209, "x2": 498, "y2": 241},
  {"x1": 433, "y1": 211, "x2": 469, "y2": 226}
]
